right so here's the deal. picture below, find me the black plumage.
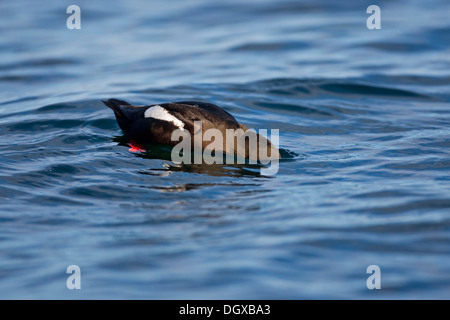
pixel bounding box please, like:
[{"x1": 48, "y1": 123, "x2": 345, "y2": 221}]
[{"x1": 103, "y1": 98, "x2": 280, "y2": 160}]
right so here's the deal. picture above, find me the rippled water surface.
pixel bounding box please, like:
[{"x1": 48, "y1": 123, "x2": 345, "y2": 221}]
[{"x1": 1, "y1": 0, "x2": 450, "y2": 299}]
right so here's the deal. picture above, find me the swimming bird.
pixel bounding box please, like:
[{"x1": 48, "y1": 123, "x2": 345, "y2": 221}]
[{"x1": 103, "y1": 99, "x2": 280, "y2": 161}]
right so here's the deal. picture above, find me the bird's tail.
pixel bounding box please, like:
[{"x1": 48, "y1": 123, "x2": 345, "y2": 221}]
[
  {"x1": 102, "y1": 99, "x2": 131, "y2": 118},
  {"x1": 102, "y1": 99, "x2": 133, "y2": 132}
]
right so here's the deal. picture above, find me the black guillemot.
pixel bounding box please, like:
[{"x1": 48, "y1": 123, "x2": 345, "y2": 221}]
[{"x1": 103, "y1": 99, "x2": 280, "y2": 161}]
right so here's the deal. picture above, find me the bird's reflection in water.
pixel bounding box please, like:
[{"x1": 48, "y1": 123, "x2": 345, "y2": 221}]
[
  {"x1": 149, "y1": 162, "x2": 266, "y2": 178},
  {"x1": 114, "y1": 136, "x2": 276, "y2": 178}
]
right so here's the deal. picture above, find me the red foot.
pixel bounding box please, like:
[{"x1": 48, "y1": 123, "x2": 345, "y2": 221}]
[{"x1": 128, "y1": 142, "x2": 146, "y2": 153}]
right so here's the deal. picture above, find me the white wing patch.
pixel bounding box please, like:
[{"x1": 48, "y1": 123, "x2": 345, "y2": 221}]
[{"x1": 144, "y1": 105, "x2": 185, "y2": 131}]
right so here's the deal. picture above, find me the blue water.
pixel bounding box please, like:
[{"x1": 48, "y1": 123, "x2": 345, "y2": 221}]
[{"x1": 1, "y1": 0, "x2": 450, "y2": 299}]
